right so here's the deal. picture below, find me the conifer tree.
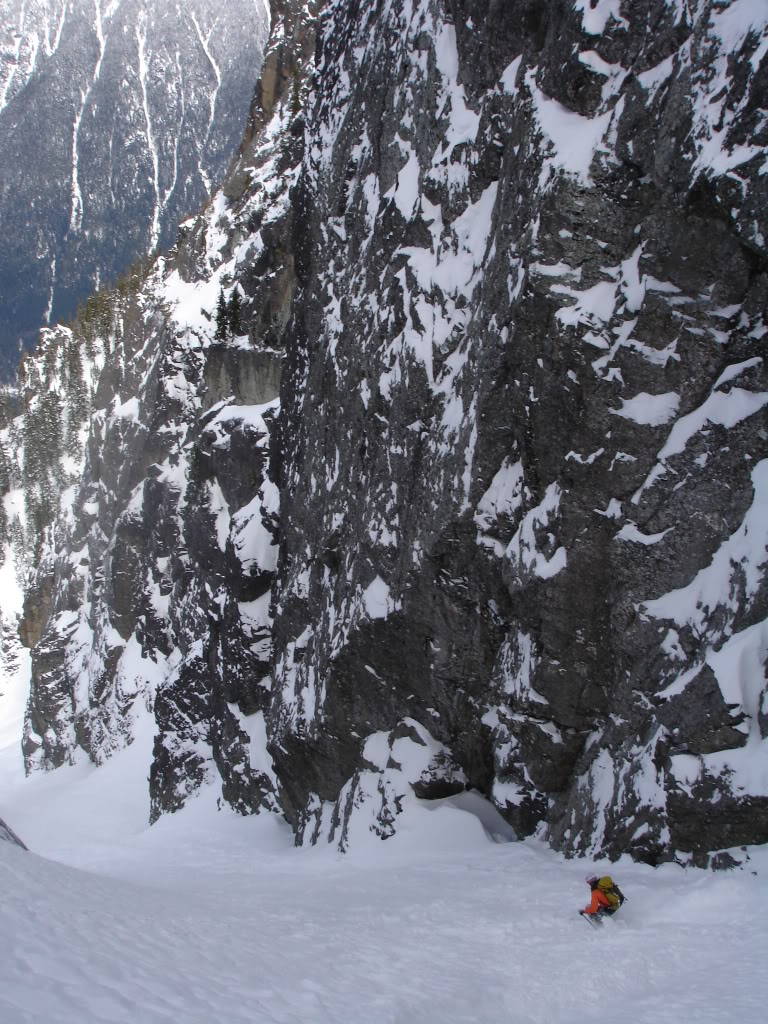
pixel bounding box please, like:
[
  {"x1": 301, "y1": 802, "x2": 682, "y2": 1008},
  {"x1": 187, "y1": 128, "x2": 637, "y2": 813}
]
[
  {"x1": 228, "y1": 288, "x2": 243, "y2": 336},
  {"x1": 99, "y1": 288, "x2": 114, "y2": 340},
  {"x1": 0, "y1": 500, "x2": 7, "y2": 565},
  {"x1": 9, "y1": 515, "x2": 25, "y2": 585},
  {"x1": 65, "y1": 339, "x2": 89, "y2": 459},
  {"x1": 6, "y1": 424, "x2": 21, "y2": 488},
  {"x1": 40, "y1": 392, "x2": 63, "y2": 462},
  {"x1": 214, "y1": 288, "x2": 228, "y2": 341},
  {"x1": 0, "y1": 440, "x2": 10, "y2": 494},
  {"x1": 22, "y1": 411, "x2": 41, "y2": 488},
  {"x1": 42, "y1": 337, "x2": 57, "y2": 385},
  {"x1": 291, "y1": 67, "x2": 302, "y2": 116},
  {"x1": 0, "y1": 391, "x2": 12, "y2": 430},
  {"x1": 66, "y1": 340, "x2": 88, "y2": 418}
]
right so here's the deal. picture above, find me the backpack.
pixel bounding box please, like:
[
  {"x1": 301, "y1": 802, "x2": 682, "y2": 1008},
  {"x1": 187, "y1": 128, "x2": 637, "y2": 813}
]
[{"x1": 597, "y1": 876, "x2": 624, "y2": 913}]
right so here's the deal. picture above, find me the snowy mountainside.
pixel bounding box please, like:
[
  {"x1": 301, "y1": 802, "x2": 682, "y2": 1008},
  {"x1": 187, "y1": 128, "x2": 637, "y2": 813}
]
[
  {"x1": 0, "y1": 259, "x2": 155, "y2": 618},
  {"x1": 11, "y1": 0, "x2": 768, "y2": 869},
  {"x1": 0, "y1": 0, "x2": 269, "y2": 377},
  {"x1": 15, "y1": 0, "x2": 314, "y2": 826}
]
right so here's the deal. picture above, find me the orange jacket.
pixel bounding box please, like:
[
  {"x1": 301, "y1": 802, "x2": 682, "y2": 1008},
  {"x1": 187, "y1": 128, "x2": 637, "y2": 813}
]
[{"x1": 583, "y1": 888, "x2": 613, "y2": 915}]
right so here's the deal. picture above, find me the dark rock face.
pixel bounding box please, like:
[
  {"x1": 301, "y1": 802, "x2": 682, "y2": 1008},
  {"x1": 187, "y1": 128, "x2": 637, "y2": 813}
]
[
  {"x1": 204, "y1": 347, "x2": 282, "y2": 410},
  {"x1": 268, "y1": 0, "x2": 768, "y2": 864},
  {"x1": 0, "y1": 0, "x2": 269, "y2": 378},
  {"x1": 18, "y1": 0, "x2": 768, "y2": 868}
]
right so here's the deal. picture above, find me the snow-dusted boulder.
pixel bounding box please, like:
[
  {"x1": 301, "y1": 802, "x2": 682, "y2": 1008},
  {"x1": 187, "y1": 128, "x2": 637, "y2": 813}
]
[{"x1": 298, "y1": 719, "x2": 468, "y2": 850}]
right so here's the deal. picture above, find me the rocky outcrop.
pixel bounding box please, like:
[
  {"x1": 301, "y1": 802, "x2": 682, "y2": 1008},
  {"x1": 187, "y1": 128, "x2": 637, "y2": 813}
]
[{"x1": 203, "y1": 346, "x2": 282, "y2": 410}]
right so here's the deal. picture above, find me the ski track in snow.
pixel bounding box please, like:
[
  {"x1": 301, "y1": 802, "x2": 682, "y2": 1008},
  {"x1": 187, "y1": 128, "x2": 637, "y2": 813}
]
[{"x1": 0, "y1": 664, "x2": 766, "y2": 1024}]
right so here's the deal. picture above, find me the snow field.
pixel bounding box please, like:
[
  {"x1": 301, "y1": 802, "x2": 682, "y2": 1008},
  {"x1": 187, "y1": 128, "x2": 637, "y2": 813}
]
[
  {"x1": 1, "y1": 716, "x2": 767, "y2": 1024},
  {"x1": 1, "y1": 817, "x2": 767, "y2": 1024}
]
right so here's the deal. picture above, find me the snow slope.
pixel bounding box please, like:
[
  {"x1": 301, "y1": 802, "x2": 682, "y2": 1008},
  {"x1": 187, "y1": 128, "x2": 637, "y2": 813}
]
[{"x1": 1, "y1": 695, "x2": 767, "y2": 1024}]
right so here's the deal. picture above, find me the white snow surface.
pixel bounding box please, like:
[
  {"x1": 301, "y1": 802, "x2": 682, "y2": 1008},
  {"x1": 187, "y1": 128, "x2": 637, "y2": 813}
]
[
  {"x1": 527, "y1": 69, "x2": 613, "y2": 186},
  {"x1": 2, "y1": 661, "x2": 768, "y2": 1024},
  {"x1": 610, "y1": 391, "x2": 680, "y2": 426}
]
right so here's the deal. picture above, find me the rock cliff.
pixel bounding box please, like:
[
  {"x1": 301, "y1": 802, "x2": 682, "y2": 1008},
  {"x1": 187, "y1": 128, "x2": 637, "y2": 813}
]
[{"x1": 13, "y1": 0, "x2": 768, "y2": 867}]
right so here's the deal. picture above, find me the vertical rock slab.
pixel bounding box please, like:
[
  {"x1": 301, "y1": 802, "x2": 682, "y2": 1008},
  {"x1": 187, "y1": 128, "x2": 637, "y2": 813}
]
[{"x1": 269, "y1": 0, "x2": 768, "y2": 863}]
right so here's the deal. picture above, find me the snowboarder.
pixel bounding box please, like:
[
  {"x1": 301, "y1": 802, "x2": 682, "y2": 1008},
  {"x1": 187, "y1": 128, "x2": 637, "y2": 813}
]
[{"x1": 579, "y1": 874, "x2": 625, "y2": 924}]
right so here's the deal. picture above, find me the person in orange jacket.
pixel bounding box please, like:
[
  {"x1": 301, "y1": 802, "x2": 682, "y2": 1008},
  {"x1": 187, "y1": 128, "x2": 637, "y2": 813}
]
[{"x1": 579, "y1": 875, "x2": 620, "y2": 922}]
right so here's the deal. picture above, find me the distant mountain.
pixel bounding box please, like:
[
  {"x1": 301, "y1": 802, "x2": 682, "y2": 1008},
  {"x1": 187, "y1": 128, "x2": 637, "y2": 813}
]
[{"x1": 0, "y1": 0, "x2": 269, "y2": 379}]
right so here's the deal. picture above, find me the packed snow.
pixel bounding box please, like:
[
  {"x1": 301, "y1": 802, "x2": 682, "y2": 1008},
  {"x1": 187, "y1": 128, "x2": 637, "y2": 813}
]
[{"x1": 2, "y1": 660, "x2": 767, "y2": 1024}]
